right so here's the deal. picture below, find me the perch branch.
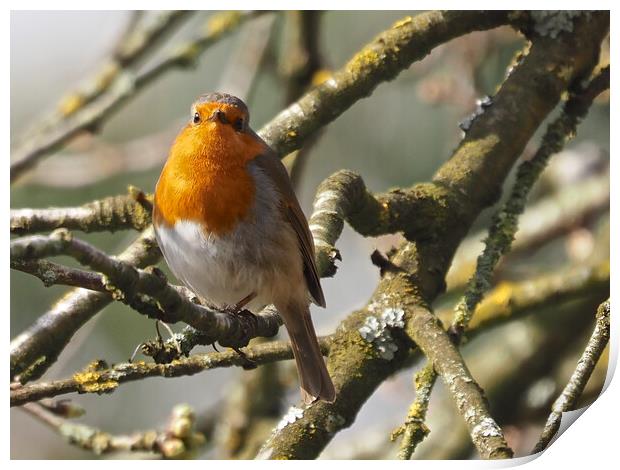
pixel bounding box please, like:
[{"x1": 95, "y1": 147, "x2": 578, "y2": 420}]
[
  {"x1": 532, "y1": 299, "x2": 610, "y2": 453},
  {"x1": 11, "y1": 230, "x2": 282, "y2": 350}
]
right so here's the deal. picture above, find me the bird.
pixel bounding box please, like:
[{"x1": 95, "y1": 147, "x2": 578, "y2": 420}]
[{"x1": 153, "y1": 92, "x2": 336, "y2": 404}]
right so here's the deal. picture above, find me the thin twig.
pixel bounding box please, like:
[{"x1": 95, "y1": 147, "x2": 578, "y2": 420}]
[
  {"x1": 14, "y1": 11, "x2": 192, "y2": 147},
  {"x1": 10, "y1": 186, "x2": 152, "y2": 235},
  {"x1": 532, "y1": 299, "x2": 610, "y2": 453},
  {"x1": 11, "y1": 337, "x2": 333, "y2": 406},
  {"x1": 446, "y1": 170, "x2": 610, "y2": 290},
  {"x1": 22, "y1": 402, "x2": 206, "y2": 458}
]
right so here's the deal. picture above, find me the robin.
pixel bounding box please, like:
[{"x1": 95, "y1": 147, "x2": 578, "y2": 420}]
[{"x1": 153, "y1": 92, "x2": 336, "y2": 404}]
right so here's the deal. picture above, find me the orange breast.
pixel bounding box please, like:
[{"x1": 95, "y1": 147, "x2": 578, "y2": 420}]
[{"x1": 154, "y1": 121, "x2": 264, "y2": 235}]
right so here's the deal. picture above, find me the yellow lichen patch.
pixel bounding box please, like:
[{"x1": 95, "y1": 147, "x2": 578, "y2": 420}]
[
  {"x1": 206, "y1": 11, "x2": 241, "y2": 36},
  {"x1": 94, "y1": 62, "x2": 120, "y2": 91},
  {"x1": 346, "y1": 48, "x2": 381, "y2": 76},
  {"x1": 73, "y1": 360, "x2": 119, "y2": 394},
  {"x1": 160, "y1": 438, "x2": 186, "y2": 459},
  {"x1": 58, "y1": 93, "x2": 86, "y2": 116},
  {"x1": 392, "y1": 16, "x2": 413, "y2": 29},
  {"x1": 311, "y1": 69, "x2": 332, "y2": 86},
  {"x1": 469, "y1": 281, "x2": 514, "y2": 329},
  {"x1": 555, "y1": 64, "x2": 574, "y2": 82},
  {"x1": 101, "y1": 275, "x2": 126, "y2": 300}
]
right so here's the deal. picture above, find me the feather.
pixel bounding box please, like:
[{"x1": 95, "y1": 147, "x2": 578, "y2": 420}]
[{"x1": 250, "y1": 136, "x2": 326, "y2": 308}]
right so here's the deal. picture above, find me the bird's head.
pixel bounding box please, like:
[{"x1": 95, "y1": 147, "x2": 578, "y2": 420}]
[{"x1": 191, "y1": 92, "x2": 250, "y2": 134}]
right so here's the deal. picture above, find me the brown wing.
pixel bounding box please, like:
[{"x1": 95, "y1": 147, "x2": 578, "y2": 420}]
[{"x1": 251, "y1": 137, "x2": 326, "y2": 308}]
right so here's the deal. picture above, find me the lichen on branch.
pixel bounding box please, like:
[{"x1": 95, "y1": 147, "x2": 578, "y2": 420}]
[
  {"x1": 532, "y1": 299, "x2": 610, "y2": 453},
  {"x1": 258, "y1": 10, "x2": 609, "y2": 460},
  {"x1": 10, "y1": 187, "x2": 152, "y2": 235}
]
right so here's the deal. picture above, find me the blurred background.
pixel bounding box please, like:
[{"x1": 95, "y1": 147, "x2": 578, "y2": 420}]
[{"x1": 11, "y1": 11, "x2": 610, "y2": 459}]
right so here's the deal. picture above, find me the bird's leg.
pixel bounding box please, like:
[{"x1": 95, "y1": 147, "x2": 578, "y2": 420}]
[
  {"x1": 231, "y1": 346, "x2": 257, "y2": 370},
  {"x1": 221, "y1": 292, "x2": 258, "y2": 319},
  {"x1": 219, "y1": 292, "x2": 259, "y2": 368}
]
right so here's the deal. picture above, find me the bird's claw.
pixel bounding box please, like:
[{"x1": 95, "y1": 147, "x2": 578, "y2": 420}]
[{"x1": 232, "y1": 346, "x2": 257, "y2": 370}]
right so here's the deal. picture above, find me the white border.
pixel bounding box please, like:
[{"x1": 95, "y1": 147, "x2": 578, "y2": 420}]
[{"x1": 3, "y1": 2, "x2": 616, "y2": 467}]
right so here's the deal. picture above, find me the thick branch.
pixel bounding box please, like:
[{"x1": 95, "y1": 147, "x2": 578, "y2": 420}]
[
  {"x1": 452, "y1": 65, "x2": 609, "y2": 337},
  {"x1": 258, "y1": 11, "x2": 512, "y2": 156},
  {"x1": 394, "y1": 62, "x2": 609, "y2": 459},
  {"x1": 256, "y1": 11, "x2": 608, "y2": 460}
]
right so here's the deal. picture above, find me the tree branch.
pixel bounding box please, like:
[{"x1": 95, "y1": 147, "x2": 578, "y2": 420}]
[
  {"x1": 255, "y1": 11, "x2": 608, "y2": 460},
  {"x1": 14, "y1": 11, "x2": 192, "y2": 149},
  {"x1": 11, "y1": 230, "x2": 282, "y2": 351},
  {"x1": 10, "y1": 228, "x2": 161, "y2": 383},
  {"x1": 532, "y1": 298, "x2": 610, "y2": 453},
  {"x1": 22, "y1": 402, "x2": 206, "y2": 458},
  {"x1": 10, "y1": 337, "x2": 333, "y2": 406},
  {"x1": 10, "y1": 187, "x2": 152, "y2": 235},
  {"x1": 258, "y1": 11, "x2": 513, "y2": 157},
  {"x1": 393, "y1": 62, "x2": 609, "y2": 460},
  {"x1": 446, "y1": 170, "x2": 610, "y2": 290},
  {"x1": 12, "y1": 258, "x2": 608, "y2": 407}
]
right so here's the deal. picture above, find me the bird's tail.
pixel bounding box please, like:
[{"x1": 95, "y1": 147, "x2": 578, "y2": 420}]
[{"x1": 279, "y1": 303, "x2": 336, "y2": 404}]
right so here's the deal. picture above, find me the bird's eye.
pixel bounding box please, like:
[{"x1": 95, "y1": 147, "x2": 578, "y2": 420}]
[
  {"x1": 233, "y1": 118, "x2": 244, "y2": 132},
  {"x1": 193, "y1": 112, "x2": 201, "y2": 124}
]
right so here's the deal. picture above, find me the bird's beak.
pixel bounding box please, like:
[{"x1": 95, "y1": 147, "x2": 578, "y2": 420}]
[{"x1": 208, "y1": 109, "x2": 229, "y2": 124}]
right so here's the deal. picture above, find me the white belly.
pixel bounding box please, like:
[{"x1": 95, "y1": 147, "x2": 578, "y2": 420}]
[{"x1": 153, "y1": 166, "x2": 305, "y2": 312}]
